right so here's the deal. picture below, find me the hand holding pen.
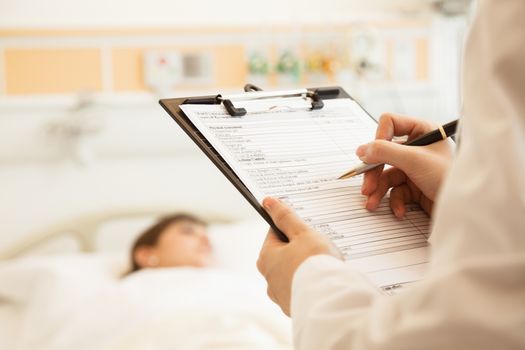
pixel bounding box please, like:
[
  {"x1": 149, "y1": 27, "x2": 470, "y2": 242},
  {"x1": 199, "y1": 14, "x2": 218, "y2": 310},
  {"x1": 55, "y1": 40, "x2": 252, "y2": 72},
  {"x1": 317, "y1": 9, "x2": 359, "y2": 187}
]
[{"x1": 340, "y1": 114, "x2": 456, "y2": 218}]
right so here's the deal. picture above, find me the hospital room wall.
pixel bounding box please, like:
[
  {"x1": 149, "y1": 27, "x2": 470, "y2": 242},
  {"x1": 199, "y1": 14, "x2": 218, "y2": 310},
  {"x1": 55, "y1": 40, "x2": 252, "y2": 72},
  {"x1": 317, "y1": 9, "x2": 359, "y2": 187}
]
[
  {"x1": 0, "y1": 20, "x2": 465, "y2": 116},
  {"x1": 0, "y1": 99, "x2": 260, "y2": 249},
  {"x1": 0, "y1": 1, "x2": 467, "y2": 251},
  {"x1": 0, "y1": 0, "x2": 436, "y2": 27}
]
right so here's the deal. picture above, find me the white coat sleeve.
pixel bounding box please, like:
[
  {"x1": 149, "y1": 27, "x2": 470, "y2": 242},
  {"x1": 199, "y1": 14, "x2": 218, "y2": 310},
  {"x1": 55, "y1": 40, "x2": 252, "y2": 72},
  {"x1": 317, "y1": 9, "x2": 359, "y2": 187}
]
[{"x1": 290, "y1": 1, "x2": 525, "y2": 349}]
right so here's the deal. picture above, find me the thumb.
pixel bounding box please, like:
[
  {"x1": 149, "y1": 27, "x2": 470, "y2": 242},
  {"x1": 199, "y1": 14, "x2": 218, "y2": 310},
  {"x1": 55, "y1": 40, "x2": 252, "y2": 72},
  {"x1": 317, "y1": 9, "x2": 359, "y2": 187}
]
[
  {"x1": 356, "y1": 140, "x2": 423, "y2": 174},
  {"x1": 262, "y1": 197, "x2": 309, "y2": 239}
]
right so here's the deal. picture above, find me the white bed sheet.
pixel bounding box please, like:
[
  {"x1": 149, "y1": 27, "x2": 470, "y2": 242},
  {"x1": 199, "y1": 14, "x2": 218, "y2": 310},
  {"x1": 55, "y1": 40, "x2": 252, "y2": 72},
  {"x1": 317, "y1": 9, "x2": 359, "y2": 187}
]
[
  {"x1": 0, "y1": 218, "x2": 292, "y2": 350},
  {"x1": 47, "y1": 269, "x2": 290, "y2": 350},
  {"x1": 0, "y1": 253, "x2": 128, "y2": 350},
  {"x1": 2, "y1": 268, "x2": 291, "y2": 350}
]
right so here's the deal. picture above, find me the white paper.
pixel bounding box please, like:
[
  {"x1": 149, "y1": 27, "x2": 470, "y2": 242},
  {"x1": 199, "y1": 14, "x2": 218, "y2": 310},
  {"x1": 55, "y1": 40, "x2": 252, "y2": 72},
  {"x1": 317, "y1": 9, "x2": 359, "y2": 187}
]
[{"x1": 181, "y1": 98, "x2": 429, "y2": 290}]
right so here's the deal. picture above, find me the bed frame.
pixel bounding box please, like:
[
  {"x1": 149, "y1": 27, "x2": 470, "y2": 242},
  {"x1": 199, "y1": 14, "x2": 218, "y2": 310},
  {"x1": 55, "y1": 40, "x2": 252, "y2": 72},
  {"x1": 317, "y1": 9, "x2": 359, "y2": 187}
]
[{"x1": 0, "y1": 207, "x2": 241, "y2": 260}]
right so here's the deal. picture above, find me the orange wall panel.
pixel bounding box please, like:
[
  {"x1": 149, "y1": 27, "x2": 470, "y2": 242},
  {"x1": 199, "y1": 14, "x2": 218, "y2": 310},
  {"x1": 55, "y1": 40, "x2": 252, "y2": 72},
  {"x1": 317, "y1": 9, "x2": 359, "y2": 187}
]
[
  {"x1": 5, "y1": 48, "x2": 103, "y2": 94},
  {"x1": 112, "y1": 48, "x2": 145, "y2": 91},
  {"x1": 213, "y1": 45, "x2": 247, "y2": 88},
  {"x1": 415, "y1": 38, "x2": 429, "y2": 81}
]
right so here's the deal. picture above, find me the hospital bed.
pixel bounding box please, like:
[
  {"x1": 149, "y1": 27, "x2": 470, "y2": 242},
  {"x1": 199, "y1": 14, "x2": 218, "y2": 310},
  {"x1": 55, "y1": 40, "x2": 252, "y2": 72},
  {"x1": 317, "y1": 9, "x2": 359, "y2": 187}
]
[{"x1": 0, "y1": 207, "x2": 292, "y2": 350}]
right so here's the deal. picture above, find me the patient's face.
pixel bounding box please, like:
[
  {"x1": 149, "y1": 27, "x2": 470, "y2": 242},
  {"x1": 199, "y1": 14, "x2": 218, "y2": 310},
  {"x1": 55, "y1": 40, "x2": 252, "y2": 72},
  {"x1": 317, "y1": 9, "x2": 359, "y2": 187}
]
[{"x1": 150, "y1": 221, "x2": 213, "y2": 268}]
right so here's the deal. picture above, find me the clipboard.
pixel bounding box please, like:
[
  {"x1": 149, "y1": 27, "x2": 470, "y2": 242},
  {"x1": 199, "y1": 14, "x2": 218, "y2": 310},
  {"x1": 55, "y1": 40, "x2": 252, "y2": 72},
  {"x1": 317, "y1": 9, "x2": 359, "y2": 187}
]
[{"x1": 159, "y1": 84, "x2": 377, "y2": 242}]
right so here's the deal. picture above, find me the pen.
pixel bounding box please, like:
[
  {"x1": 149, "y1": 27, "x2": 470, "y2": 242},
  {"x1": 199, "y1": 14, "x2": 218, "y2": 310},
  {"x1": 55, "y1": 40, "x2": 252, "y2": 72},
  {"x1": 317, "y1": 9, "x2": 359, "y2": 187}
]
[{"x1": 338, "y1": 119, "x2": 458, "y2": 180}]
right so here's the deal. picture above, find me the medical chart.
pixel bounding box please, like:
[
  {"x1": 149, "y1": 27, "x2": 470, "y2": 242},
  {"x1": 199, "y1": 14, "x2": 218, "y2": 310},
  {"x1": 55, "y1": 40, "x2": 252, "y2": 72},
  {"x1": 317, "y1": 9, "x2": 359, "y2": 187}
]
[{"x1": 181, "y1": 98, "x2": 430, "y2": 289}]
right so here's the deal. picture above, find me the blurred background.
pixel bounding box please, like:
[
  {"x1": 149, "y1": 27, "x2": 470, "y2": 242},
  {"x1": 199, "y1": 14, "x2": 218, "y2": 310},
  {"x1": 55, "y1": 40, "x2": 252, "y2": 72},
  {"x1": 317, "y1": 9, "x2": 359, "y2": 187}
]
[
  {"x1": 0, "y1": 2, "x2": 474, "y2": 348},
  {"x1": 0, "y1": 0, "x2": 472, "y2": 255}
]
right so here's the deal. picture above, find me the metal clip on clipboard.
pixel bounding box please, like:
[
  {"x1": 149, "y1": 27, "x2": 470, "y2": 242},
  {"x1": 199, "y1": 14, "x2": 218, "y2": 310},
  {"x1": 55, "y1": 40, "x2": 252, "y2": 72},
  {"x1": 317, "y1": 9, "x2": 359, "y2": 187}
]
[{"x1": 182, "y1": 84, "x2": 340, "y2": 117}]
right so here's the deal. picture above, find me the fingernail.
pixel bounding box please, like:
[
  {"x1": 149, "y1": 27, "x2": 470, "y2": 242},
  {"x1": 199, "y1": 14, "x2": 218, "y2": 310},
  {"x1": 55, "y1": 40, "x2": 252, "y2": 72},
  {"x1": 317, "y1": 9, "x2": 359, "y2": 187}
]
[
  {"x1": 365, "y1": 197, "x2": 373, "y2": 210},
  {"x1": 361, "y1": 183, "x2": 370, "y2": 195},
  {"x1": 355, "y1": 144, "x2": 368, "y2": 157},
  {"x1": 394, "y1": 208, "x2": 405, "y2": 218},
  {"x1": 356, "y1": 144, "x2": 370, "y2": 162},
  {"x1": 263, "y1": 197, "x2": 278, "y2": 210}
]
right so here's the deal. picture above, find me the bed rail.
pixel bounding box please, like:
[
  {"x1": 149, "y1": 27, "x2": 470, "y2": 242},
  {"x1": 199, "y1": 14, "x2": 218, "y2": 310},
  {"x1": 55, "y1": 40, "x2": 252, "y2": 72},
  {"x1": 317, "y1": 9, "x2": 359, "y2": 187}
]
[{"x1": 0, "y1": 207, "x2": 239, "y2": 260}]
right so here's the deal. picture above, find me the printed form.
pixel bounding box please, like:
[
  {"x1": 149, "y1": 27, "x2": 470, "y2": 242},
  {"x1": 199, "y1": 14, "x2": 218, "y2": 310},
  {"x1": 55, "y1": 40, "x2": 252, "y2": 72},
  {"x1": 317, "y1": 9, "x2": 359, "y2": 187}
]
[{"x1": 181, "y1": 98, "x2": 430, "y2": 291}]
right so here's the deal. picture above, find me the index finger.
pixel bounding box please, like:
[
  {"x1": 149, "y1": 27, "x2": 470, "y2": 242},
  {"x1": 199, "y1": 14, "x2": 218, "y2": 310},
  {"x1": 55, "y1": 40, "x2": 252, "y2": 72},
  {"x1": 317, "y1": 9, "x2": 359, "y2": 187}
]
[
  {"x1": 362, "y1": 113, "x2": 430, "y2": 194},
  {"x1": 376, "y1": 113, "x2": 435, "y2": 141}
]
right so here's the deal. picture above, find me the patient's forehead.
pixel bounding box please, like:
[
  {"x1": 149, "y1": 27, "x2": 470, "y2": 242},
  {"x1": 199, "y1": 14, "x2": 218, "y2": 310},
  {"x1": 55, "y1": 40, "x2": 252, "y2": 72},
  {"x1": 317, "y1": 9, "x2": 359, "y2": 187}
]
[{"x1": 163, "y1": 219, "x2": 207, "y2": 233}]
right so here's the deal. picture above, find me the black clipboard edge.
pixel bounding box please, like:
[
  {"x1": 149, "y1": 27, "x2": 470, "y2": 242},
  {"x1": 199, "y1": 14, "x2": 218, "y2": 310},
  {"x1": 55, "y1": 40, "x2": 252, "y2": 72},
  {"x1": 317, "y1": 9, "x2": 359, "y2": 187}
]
[
  {"x1": 159, "y1": 96, "x2": 290, "y2": 242},
  {"x1": 159, "y1": 86, "x2": 377, "y2": 243}
]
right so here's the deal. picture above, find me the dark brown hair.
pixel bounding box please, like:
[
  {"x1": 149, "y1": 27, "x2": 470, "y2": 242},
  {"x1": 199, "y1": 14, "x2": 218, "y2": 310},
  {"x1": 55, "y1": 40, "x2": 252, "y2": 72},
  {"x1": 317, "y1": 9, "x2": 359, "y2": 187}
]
[{"x1": 129, "y1": 213, "x2": 206, "y2": 273}]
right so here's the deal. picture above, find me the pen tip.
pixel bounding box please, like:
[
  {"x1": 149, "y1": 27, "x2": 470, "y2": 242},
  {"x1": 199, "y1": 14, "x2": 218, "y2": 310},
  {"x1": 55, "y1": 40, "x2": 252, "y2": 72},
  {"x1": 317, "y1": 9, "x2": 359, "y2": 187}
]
[{"x1": 338, "y1": 171, "x2": 357, "y2": 180}]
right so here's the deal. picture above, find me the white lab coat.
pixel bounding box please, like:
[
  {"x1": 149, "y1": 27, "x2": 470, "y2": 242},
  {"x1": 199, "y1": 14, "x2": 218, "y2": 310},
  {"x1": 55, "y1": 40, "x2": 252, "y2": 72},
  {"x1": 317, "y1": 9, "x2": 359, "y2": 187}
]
[{"x1": 290, "y1": 1, "x2": 525, "y2": 349}]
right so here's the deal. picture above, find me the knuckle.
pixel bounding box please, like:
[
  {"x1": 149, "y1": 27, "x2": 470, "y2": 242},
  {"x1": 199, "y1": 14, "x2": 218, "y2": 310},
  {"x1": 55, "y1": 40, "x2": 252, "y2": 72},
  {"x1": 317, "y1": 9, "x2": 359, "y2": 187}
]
[
  {"x1": 267, "y1": 287, "x2": 275, "y2": 301},
  {"x1": 378, "y1": 113, "x2": 395, "y2": 129},
  {"x1": 256, "y1": 253, "x2": 267, "y2": 274},
  {"x1": 379, "y1": 113, "x2": 393, "y2": 122},
  {"x1": 256, "y1": 257, "x2": 263, "y2": 273}
]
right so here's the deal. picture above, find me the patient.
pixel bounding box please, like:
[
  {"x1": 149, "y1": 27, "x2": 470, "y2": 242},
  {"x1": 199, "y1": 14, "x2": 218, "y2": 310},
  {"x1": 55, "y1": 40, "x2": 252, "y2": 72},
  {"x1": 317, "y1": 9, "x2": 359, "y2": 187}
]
[
  {"x1": 129, "y1": 214, "x2": 213, "y2": 273},
  {"x1": 45, "y1": 214, "x2": 292, "y2": 350}
]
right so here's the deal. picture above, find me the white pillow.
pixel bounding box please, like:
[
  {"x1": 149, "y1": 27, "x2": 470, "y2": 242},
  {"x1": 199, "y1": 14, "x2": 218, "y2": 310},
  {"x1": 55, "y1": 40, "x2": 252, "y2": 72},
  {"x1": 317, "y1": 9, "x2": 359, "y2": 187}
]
[
  {"x1": 207, "y1": 218, "x2": 270, "y2": 274},
  {"x1": 0, "y1": 253, "x2": 127, "y2": 304}
]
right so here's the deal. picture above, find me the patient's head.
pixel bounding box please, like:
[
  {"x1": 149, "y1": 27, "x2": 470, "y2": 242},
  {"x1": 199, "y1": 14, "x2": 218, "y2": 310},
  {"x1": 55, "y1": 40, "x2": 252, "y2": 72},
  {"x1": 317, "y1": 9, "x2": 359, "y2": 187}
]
[{"x1": 130, "y1": 214, "x2": 212, "y2": 273}]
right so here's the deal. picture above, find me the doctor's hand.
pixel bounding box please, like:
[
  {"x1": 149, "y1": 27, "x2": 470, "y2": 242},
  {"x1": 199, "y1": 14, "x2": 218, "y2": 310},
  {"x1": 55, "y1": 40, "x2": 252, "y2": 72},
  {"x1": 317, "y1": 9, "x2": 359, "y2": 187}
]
[
  {"x1": 257, "y1": 197, "x2": 342, "y2": 317},
  {"x1": 357, "y1": 113, "x2": 454, "y2": 217}
]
